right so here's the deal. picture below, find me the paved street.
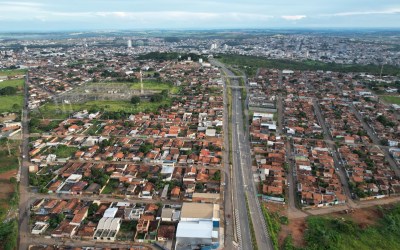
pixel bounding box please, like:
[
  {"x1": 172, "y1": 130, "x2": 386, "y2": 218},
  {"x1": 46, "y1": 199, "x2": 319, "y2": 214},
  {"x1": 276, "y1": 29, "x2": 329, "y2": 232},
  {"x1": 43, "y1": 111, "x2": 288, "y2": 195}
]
[
  {"x1": 349, "y1": 103, "x2": 400, "y2": 176},
  {"x1": 19, "y1": 73, "x2": 31, "y2": 250},
  {"x1": 212, "y1": 59, "x2": 274, "y2": 250},
  {"x1": 312, "y1": 98, "x2": 356, "y2": 207},
  {"x1": 221, "y1": 65, "x2": 235, "y2": 249}
]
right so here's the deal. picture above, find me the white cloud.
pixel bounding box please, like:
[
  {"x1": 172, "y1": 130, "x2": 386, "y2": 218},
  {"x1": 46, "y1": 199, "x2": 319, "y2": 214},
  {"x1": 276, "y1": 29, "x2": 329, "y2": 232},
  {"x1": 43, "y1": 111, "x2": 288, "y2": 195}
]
[
  {"x1": 88, "y1": 11, "x2": 272, "y2": 21},
  {"x1": 327, "y1": 8, "x2": 400, "y2": 17},
  {"x1": 2, "y1": 1, "x2": 43, "y2": 7},
  {"x1": 281, "y1": 15, "x2": 306, "y2": 21}
]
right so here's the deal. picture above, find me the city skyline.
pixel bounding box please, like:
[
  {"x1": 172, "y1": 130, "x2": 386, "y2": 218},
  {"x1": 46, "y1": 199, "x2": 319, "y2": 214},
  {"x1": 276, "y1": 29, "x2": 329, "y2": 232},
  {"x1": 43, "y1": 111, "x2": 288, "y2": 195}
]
[{"x1": 0, "y1": 0, "x2": 400, "y2": 31}]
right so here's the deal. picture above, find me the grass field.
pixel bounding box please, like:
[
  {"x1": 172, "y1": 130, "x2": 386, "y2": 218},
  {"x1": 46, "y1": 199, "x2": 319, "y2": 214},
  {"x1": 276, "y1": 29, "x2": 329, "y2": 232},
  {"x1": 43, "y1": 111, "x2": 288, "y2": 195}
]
[
  {"x1": 49, "y1": 145, "x2": 78, "y2": 158},
  {"x1": 380, "y1": 95, "x2": 400, "y2": 105},
  {"x1": 0, "y1": 95, "x2": 23, "y2": 113},
  {"x1": 130, "y1": 81, "x2": 179, "y2": 94},
  {"x1": 0, "y1": 141, "x2": 20, "y2": 174},
  {"x1": 0, "y1": 79, "x2": 24, "y2": 88},
  {"x1": 0, "y1": 69, "x2": 24, "y2": 113},
  {"x1": 0, "y1": 69, "x2": 26, "y2": 77},
  {"x1": 36, "y1": 98, "x2": 172, "y2": 119}
]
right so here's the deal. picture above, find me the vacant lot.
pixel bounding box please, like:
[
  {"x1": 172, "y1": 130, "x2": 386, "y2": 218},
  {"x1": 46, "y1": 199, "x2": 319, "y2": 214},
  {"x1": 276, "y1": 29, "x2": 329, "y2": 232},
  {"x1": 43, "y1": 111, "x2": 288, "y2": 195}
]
[
  {"x1": 0, "y1": 180, "x2": 15, "y2": 222},
  {"x1": 0, "y1": 95, "x2": 23, "y2": 113},
  {"x1": 380, "y1": 95, "x2": 400, "y2": 105},
  {"x1": 280, "y1": 204, "x2": 400, "y2": 250},
  {"x1": 37, "y1": 98, "x2": 172, "y2": 119},
  {"x1": 0, "y1": 74, "x2": 24, "y2": 113},
  {"x1": 0, "y1": 69, "x2": 26, "y2": 77},
  {"x1": 130, "y1": 81, "x2": 180, "y2": 94},
  {"x1": 0, "y1": 79, "x2": 24, "y2": 88},
  {"x1": 0, "y1": 142, "x2": 20, "y2": 174},
  {"x1": 0, "y1": 181, "x2": 14, "y2": 201}
]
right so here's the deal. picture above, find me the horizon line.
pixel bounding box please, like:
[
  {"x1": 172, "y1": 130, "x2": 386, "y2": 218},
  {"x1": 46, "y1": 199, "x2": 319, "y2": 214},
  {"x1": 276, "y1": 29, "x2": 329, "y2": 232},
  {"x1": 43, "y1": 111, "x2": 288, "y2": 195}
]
[{"x1": 1, "y1": 27, "x2": 400, "y2": 34}]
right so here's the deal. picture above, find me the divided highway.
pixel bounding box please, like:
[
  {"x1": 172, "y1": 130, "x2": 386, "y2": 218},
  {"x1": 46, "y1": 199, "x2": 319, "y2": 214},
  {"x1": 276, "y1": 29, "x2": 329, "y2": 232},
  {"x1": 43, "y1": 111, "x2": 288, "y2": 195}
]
[{"x1": 211, "y1": 59, "x2": 274, "y2": 250}]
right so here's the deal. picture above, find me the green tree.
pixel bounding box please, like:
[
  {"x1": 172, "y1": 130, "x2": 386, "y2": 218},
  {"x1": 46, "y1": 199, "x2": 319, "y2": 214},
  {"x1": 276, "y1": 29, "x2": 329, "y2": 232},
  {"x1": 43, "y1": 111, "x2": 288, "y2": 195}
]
[
  {"x1": 0, "y1": 86, "x2": 17, "y2": 95},
  {"x1": 131, "y1": 96, "x2": 141, "y2": 105}
]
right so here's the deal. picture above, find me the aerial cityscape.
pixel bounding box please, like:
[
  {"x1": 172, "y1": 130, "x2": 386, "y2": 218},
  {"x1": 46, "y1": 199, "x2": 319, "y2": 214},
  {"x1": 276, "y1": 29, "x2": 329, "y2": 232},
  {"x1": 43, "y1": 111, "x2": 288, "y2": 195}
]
[{"x1": 0, "y1": 1, "x2": 400, "y2": 250}]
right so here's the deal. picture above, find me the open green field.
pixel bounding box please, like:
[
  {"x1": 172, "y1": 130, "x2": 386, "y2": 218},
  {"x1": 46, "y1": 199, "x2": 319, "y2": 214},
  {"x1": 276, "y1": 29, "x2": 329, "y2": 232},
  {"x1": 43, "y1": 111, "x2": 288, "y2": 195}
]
[
  {"x1": 0, "y1": 95, "x2": 23, "y2": 113},
  {"x1": 380, "y1": 95, "x2": 400, "y2": 105},
  {"x1": 218, "y1": 54, "x2": 400, "y2": 77},
  {"x1": 0, "y1": 69, "x2": 26, "y2": 77},
  {"x1": 0, "y1": 79, "x2": 24, "y2": 88},
  {"x1": 49, "y1": 145, "x2": 78, "y2": 158},
  {"x1": 130, "y1": 81, "x2": 180, "y2": 94},
  {"x1": 36, "y1": 98, "x2": 172, "y2": 119}
]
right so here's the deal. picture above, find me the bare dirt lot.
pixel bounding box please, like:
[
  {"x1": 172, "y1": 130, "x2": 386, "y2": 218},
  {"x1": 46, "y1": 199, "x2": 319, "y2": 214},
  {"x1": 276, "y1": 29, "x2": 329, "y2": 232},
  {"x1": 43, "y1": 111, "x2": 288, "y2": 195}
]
[
  {"x1": 0, "y1": 169, "x2": 17, "y2": 180},
  {"x1": 0, "y1": 180, "x2": 14, "y2": 210},
  {"x1": 264, "y1": 201, "x2": 288, "y2": 216}
]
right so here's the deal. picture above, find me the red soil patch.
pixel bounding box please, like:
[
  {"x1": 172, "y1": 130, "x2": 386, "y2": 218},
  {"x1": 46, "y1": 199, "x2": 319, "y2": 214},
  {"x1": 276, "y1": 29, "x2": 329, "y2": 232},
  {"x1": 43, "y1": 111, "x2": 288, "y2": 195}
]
[
  {"x1": 328, "y1": 207, "x2": 383, "y2": 228},
  {"x1": 0, "y1": 169, "x2": 17, "y2": 180},
  {"x1": 279, "y1": 218, "x2": 307, "y2": 248},
  {"x1": 0, "y1": 181, "x2": 14, "y2": 200}
]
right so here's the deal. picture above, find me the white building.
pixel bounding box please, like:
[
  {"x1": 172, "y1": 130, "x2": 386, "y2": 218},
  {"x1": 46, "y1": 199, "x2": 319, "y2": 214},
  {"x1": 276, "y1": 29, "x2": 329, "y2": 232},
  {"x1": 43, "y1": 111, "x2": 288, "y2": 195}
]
[
  {"x1": 31, "y1": 222, "x2": 49, "y2": 235},
  {"x1": 175, "y1": 202, "x2": 219, "y2": 249},
  {"x1": 103, "y1": 207, "x2": 118, "y2": 218},
  {"x1": 93, "y1": 217, "x2": 121, "y2": 242}
]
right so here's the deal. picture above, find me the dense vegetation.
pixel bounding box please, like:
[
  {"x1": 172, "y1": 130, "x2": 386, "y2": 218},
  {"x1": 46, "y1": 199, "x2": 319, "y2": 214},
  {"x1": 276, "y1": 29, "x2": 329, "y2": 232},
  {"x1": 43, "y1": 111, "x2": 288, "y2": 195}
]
[
  {"x1": 0, "y1": 219, "x2": 18, "y2": 250},
  {"x1": 29, "y1": 118, "x2": 60, "y2": 133},
  {"x1": 377, "y1": 115, "x2": 396, "y2": 127},
  {"x1": 0, "y1": 86, "x2": 17, "y2": 95},
  {"x1": 283, "y1": 204, "x2": 400, "y2": 250},
  {"x1": 137, "y1": 52, "x2": 206, "y2": 62},
  {"x1": 218, "y1": 54, "x2": 400, "y2": 77},
  {"x1": 261, "y1": 204, "x2": 281, "y2": 250},
  {"x1": 137, "y1": 52, "x2": 180, "y2": 61}
]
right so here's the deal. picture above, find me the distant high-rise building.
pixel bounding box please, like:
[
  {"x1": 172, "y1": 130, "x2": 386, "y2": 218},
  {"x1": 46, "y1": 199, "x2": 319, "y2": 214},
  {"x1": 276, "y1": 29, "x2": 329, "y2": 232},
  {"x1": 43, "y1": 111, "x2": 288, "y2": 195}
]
[
  {"x1": 127, "y1": 39, "x2": 132, "y2": 48},
  {"x1": 210, "y1": 43, "x2": 218, "y2": 50}
]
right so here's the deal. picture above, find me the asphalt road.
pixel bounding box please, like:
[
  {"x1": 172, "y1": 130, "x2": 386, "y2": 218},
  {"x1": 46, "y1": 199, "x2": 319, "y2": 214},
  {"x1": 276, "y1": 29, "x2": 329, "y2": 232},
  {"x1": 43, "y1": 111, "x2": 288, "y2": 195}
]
[
  {"x1": 212, "y1": 59, "x2": 274, "y2": 250},
  {"x1": 221, "y1": 67, "x2": 235, "y2": 249},
  {"x1": 312, "y1": 98, "x2": 356, "y2": 207},
  {"x1": 19, "y1": 73, "x2": 31, "y2": 250},
  {"x1": 349, "y1": 103, "x2": 400, "y2": 176},
  {"x1": 231, "y1": 86, "x2": 252, "y2": 250}
]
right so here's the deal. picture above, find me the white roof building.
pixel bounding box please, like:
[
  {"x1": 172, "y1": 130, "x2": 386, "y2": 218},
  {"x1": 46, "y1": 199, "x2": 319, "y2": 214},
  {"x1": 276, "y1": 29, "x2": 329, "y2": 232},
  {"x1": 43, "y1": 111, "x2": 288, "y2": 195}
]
[
  {"x1": 103, "y1": 207, "x2": 118, "y2": 218},
  {"x1": 93, "y1": 217, "x2": 121, "y2": 242},
  {"x1": 175, "y1": 221, "x2": 218, "y2": 250}
]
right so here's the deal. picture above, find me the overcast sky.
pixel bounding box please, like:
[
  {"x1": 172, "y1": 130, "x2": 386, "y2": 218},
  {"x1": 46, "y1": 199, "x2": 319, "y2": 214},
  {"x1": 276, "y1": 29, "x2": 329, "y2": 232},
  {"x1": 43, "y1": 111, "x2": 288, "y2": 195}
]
[{"x1": 1, "y1": 0, "x2": 400, "y2": 31}]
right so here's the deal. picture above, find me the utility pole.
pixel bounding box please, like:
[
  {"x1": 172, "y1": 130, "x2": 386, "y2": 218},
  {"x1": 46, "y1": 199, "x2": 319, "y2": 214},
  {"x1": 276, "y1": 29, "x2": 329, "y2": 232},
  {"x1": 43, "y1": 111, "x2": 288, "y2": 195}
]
[{"x1": 6, "y1": 138, "x2": 11, "y2": 156}]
